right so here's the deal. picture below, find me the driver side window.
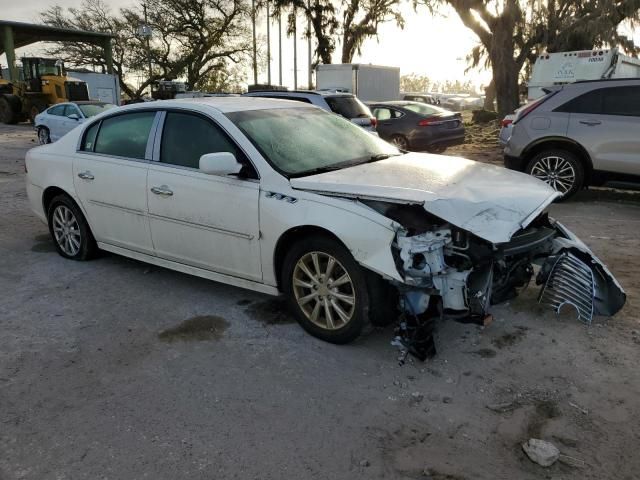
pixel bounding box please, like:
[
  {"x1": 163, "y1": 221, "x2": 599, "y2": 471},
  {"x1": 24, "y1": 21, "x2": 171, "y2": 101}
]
[{"x1": 160, "y1": 112, "x2": 256, "y2": 178}]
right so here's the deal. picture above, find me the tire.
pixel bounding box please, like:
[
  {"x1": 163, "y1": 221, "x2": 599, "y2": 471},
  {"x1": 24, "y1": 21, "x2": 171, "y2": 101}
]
[
  {"x1": 47, "y1": 194, "x2": 97, "y2": 260},
  {"x1": 282, "y1": 236, "x2": 372, "y2": 344},
  {"x1": 0, "y1": 96, "x2": 18, "y2": 124},
  {"x1": 37, "y1": 126, "x2": 51, "y2": 145},
  {"x1": 427, "y1": 145, "x2": 447, "y2": 154},
  {"x1": 391, "y1": 134, "x2": 409, "y2": 151},
  {"x1": 525, "y1": 149, "x2": 584, "y2": 200}
]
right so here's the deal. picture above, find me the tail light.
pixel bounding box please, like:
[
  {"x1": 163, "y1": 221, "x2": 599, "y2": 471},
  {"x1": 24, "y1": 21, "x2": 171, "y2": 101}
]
[
  {"x1": 501, "y1": 118, "x2": 513, "y2": 128},
  {"x1": 418, "y1": 116, "x2": 451, "y2": 126},
  {"x1": 370, "y1": 117, "x2": 377, "y2": 128}
]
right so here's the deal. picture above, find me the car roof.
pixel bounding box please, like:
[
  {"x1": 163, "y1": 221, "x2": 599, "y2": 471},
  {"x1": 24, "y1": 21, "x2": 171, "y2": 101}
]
[
  {"x1": 246, "y1": 90, "x2": 355, "y2": 98},
  {"x1": 116, "y1": 96, "x2": 316, "y2": 113}
]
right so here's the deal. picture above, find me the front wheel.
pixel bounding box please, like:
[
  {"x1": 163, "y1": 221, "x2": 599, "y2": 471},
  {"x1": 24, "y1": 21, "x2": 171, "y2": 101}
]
[
  {"x1": 37, "y1": 127, "x2": 51, "y2": 145},
  {"x1": 282, "y1": 237, "x2": 371, "y2": 344},
  {"x1": 526, "y1": 149, "x2": 584, "y2": 200}
]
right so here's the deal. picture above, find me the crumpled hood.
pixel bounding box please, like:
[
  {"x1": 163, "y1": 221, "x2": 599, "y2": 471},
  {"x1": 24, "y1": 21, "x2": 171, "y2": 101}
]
[{"x1": 290, "y1": 152, "x2": 560, "y2": 244}]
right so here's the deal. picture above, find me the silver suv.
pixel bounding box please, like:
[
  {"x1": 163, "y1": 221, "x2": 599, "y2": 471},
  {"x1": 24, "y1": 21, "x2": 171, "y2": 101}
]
[
  {"x1": 243, "y1": 90, "x2": 377, "y2": 132},
  {"x1": 504, "y1": 78, "x2": 640, "y2": 199}
]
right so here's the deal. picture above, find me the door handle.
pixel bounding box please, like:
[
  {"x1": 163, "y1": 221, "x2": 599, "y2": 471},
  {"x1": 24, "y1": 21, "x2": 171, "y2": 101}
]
[
  {"x1": 77, "y1": 171, "x2": 94, "y2": 180},
  {"x1": 150, "y1": 185, "x2": 174, "y2": 196},
  {"x1": 579, "y1": 120, "x2": 602, "y2": 126}
]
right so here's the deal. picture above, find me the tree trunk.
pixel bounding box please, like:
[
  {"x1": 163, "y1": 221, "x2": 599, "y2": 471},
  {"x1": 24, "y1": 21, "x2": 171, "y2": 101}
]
[
  {"x1": 483, "y1": 79, "x2": 496, "y2": 111},
  {"x1": 490, "y1": 27, "x2": 520, "y2": 118},
  {"x1": 341, "y1": 36, "x2": 355, "y2": 63}
]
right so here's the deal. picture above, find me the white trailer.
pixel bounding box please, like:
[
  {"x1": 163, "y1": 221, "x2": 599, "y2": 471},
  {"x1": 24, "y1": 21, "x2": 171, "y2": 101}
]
[
  {"x1": 528, "y1": 48, "x2": 640, "y2": 100},
  {"x1": 315, "y1": 64, "x2": 400, "y2": 101},
  {"x1": 66, "y1": 70, "x2": 121, "y2": 105}
]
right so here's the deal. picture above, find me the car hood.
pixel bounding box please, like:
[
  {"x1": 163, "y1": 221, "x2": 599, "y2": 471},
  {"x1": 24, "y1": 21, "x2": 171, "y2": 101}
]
[{"x1": 290, "y1": 152, "x2": 560, "y2": 244}]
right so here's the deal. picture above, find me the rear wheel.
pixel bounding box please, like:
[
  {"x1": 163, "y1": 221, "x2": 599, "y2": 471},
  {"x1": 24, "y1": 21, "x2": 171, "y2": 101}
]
[
  {"x1": 526, "y1": 149, "x2": 584, "y2": 200},
  {"x1": 282, "y1": 236, "x2": 372, "y2": 344},
  {"x1": 47, "y1": 194, "x2": 97, "y2": 260},
  {"x1": 391, "y1": 134, "x2": 409, "y2": 151},
  {"x1": 37, "y1": 126, "x2": 51, "y2": 145}
]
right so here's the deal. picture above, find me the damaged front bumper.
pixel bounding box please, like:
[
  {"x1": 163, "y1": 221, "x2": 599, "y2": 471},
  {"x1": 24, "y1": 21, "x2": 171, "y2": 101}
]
[{"x1": 393, "y1": 217, "x2": 626, "y2": 324}]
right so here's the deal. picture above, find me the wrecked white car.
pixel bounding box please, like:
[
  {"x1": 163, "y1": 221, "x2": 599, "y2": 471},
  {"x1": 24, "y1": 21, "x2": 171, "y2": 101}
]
[{"x1": 25, "y1": 98, "x2": 625, "y2": 358}]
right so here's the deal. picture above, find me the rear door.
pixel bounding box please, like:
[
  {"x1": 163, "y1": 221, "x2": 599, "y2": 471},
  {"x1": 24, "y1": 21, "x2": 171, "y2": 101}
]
[
  {"x1": 73, "y1": 110, "x2": 157, "y2": 253},
  {"x1": 371, "y1": 106, "x2": 404, "y2": 140},
  {"x1": 564, "y1": 85, "x2": 640, "y2": 174}
]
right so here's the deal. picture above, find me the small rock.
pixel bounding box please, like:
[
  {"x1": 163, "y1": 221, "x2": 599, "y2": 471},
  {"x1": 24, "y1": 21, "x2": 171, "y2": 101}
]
[
  {"x1": 359, "y1": 459, "x2": 370, "y2": 467},
  {"x1": 442, "y1": 396, "x2": 453, "y2": 404},
  {"x1": 411, "y1": 392, "x2": 424, "y2": 404},
  {"x1": 522, "y1": 439, "x2": 560, "y2": 467}
]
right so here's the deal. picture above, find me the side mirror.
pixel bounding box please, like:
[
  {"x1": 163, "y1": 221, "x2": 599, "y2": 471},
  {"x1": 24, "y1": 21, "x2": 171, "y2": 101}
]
[
  {"x1": 199, "y1": 152, "x2": 243, "y2": 176},
  {"x1": 68, "y1": 113, "x2": 80, "y2": 120}
]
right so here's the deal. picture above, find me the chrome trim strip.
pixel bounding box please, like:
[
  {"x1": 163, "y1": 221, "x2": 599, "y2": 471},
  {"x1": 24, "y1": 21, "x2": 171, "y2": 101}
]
[
  {"x1": 148, "y1": 212, "x2": 254, "y2": 240},
  {"x1": 88, "y1": 199, "x2": 146, "y2": 216}
]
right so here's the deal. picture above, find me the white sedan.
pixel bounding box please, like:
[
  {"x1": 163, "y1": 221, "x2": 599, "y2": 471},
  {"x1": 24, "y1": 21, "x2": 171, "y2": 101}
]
[
  {"x1": 34, "y1": 101, "x2": 116, "y2": 144},
  {"x1": 25, "y1": 98, "x2": 625, "y2": 351}
]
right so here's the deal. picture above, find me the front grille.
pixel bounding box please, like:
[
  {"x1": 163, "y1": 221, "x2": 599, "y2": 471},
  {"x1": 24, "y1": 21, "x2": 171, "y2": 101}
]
[{"x1": 538, "y1": 252, "x2": 595, "y2": 323}]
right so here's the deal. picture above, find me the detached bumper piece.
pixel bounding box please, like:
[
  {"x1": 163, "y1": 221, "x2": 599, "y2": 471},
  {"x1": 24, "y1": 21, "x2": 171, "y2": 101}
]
[{"x1": 538, "y1": 252, "x2": 595, "y2": 324}]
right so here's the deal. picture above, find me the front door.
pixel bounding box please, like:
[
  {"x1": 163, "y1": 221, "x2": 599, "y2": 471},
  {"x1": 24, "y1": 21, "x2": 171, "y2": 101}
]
[
  {"x1": 147, "y1": 111, "x2": 262, "y2": 281},
  {"x1": 73, "y1": 110, "x2": 157, "y2": 253}
]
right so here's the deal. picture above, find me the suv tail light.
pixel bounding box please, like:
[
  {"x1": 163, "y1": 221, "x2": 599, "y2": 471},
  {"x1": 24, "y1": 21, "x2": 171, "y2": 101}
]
[
  {"x1": 370, "y1": 117, "x2": 377, "y2": 128},
  {"x1": 501, "y1": 118, "x2": 513, "y2": 127}
]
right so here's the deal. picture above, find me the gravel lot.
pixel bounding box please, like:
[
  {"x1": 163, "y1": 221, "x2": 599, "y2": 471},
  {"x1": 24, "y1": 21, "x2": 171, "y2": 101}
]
[{"x1": 1, "y1": 123, "x2": 640, "y2": 479}]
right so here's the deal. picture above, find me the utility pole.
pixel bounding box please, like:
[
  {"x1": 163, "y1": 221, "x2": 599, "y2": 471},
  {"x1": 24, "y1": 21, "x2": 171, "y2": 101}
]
[
  {"x1": 278, "y1": 13, "x2": 283, "y2": 85},
  {"x1": 307, "y1": 0, "x2": 312, "y2": 89},
  {"x1": 292, "y1": 7, "x2": 297, "y2": 89},
  {"x1": 141, "y1": 3, "x2": 153, "y2": 96},
  {"x1": 251, "y1": 0, "x2": 258, "y2": 85},
  {"x1": 266, "y1": 0, "x2": 271, "y2": 85}
]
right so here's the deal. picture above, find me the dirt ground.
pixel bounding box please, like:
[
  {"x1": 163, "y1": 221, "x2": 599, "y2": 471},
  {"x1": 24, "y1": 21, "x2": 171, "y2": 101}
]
[{"x1": 1, "y1": 123, "x2": 640, "y2": 480}]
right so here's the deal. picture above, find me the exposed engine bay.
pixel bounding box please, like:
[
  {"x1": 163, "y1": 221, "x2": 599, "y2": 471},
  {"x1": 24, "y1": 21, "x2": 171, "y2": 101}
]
[{"x1": 363, "y1": 201, "x2": 627, "y2": 362}]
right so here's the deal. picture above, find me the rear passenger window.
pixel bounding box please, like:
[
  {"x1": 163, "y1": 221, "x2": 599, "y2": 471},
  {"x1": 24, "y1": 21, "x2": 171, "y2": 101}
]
[
  {"x1": 93, "y1": 112, "x2": 156, "y2": 159},
  {"x1": 555, "y1": 89, "x2": 603, "y2": 114},
  {"x1": 48, "y1": 105, "x2": 65, "y2": 116},
  {"x1": 160, "y1": 112, "x2": 245, "y2": 170},
  {"x1": 81, "y1": 122, "x2": 100, "y2": 151},
  {"x1": 325, "y1": 96, "x2": 372, "y2": 119}
]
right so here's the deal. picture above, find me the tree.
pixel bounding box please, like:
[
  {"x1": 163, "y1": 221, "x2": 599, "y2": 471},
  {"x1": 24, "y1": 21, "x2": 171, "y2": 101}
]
[
  {"x1": 41, "y1": 0, "x2": 253, "y2": 99},
  {"x1": 341, "y1": 0, "x2": 404, "y2": 63},
  {"x1": 420, "y1": 0, "x2": 640, "y2": 117},
  {"x1": 400, "y1": 73, "x2": 431, "y2": 92}
]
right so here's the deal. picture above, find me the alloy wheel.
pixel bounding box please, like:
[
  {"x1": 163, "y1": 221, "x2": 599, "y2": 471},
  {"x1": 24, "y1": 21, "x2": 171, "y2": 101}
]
[
  {"x1": 52, "y1": 205, "x2": 81, "y2": 256},
  {"x1": 529, "y1": 155, "x2": 576, "y2": 195},
  {"x1": 392, "y1": 136, "x2": 408, "y2": 150},
  {"x1": 292, "y1": 251, "x2": 356, "y2": 330}
]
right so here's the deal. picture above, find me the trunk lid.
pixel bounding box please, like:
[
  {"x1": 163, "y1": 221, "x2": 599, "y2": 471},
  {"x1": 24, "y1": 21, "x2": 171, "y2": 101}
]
[{"x1": 290, "y1": 153, "x2": 560, "y2": 244}]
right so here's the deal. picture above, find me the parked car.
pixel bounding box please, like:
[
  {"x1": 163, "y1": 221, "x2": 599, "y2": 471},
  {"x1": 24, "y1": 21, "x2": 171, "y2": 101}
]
[
  {"x1": 26, "y1": 98, "x2": 625, "y2": 353},
  {"x1": 504, "y1": 78, "x2": 640, "y2": 199},
  {"x1": 368, "y1": 101, "x2": 465, "y2": 153},
  {"x1": 402, "y1": 93, "x2": 438, "y2": 105},
  {"x1": 242, "y1": 90, "x2": 377, "y2": 131},
  {"x1": 35, "y1": 101, "x2": 116, "y2": 144}
]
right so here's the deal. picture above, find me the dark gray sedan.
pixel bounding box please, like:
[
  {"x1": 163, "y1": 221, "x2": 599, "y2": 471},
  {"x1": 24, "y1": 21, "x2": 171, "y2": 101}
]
[{"x1": 368, "y1": 101, "x2": 465, "y2": 153}]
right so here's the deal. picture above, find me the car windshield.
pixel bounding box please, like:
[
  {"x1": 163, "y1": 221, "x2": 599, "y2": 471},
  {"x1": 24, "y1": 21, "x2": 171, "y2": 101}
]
[
  {"x1": 227, "y1": 107, "x2": 400, "y2": 176},
  {"x1": 324, "y1": 96, "x2": 372, "y2": 119},
  {"x1": 78, "y1": 103, "x2": 116, "y2": 117},
  {"x1": 402, "y1": 103, "x2": 448, "y2": 116}
]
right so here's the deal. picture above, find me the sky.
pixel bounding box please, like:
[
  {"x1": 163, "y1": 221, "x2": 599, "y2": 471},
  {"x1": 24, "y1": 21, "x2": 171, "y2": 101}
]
[{"x1": 1, "y1": 0, "x2": 638, "y2": 92}]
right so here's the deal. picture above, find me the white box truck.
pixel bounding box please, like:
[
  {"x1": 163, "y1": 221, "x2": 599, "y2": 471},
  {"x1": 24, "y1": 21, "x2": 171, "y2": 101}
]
[
  {"x1": 315, "y1": 64, "x2": 400, "y2": 101},
  {"x1": 528, "y1": 48, "x2": 640, "y2": 100},
  {"x1": 66, "y1": 70, "x2": 121, "y2": 105}
]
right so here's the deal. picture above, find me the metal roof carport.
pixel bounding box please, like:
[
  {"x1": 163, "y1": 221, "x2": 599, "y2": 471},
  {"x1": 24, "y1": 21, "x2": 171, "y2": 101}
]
[{"x1": 0, "y1": 20, "x2": 114, "y2": 82}]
